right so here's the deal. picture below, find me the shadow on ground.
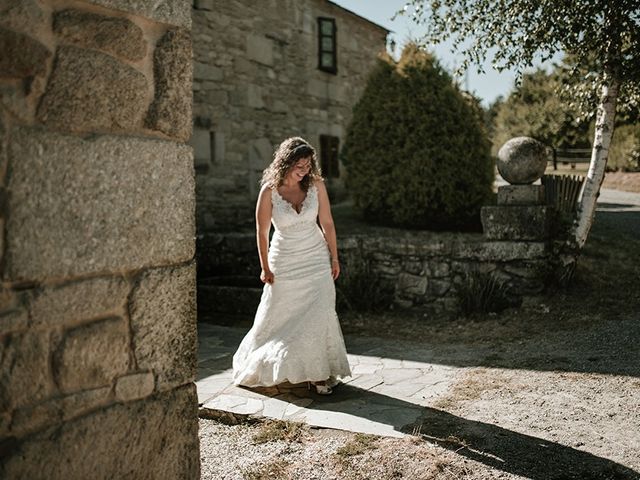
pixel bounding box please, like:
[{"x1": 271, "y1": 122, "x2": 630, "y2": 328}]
[
  {"x1": 594, "y1": 202, "x2": 640, "y2": 238},
  {"x1": 199, "y1": 312, "x2": 640, "y2": 381},
  {"x1": 304, "y1": 383, "x2": 639, "y2": 480}
]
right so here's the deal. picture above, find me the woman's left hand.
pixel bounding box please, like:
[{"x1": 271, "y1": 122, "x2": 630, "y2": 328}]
[{"x1": 331, "y1": 260, "x2": 340, "y2": 280}]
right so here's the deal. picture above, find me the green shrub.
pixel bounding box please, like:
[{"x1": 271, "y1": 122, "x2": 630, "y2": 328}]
[
  {"x1": 606, "y1": 123, "x2": 640, "y2": 172},
  {"x1": 342, "y1": 44, "x2": 495, "y2": 231},
  {"x1": 456, "y1": 271, "x2": 513, "y2": 317}
]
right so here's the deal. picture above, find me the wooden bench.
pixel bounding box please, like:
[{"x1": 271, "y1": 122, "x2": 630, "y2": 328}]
[{"x1": 551, "y1": 148, "x2": 592, "y2": 170}]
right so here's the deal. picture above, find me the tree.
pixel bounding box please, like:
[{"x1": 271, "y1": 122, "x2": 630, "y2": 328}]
[
  {"x1": 400, "y1": 0, "x2": 640, "y2": 249},
  {"x1": 492, "y1": 69, "x2": 590, "y2": 154},
  {"x1": 342, "y1": 44, "x2": 494, "y2": 231}
]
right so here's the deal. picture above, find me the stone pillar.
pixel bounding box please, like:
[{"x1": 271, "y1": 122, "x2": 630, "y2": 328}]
[
  {"x1": 480, "y1": 137, "x2": 552, "y2": 294},
  {"x1": 482, "y1": 185, "x2": 550, "y2": 241},
  {"x1": 0, "y1": 1, "x2": 199, "y2": 478}
]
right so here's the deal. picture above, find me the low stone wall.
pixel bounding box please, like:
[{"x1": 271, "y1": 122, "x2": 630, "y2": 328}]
[
  {"x1": 1, "y1": 1, "x2": 199, "y2": 477},
  {"x1": 339, "y1": 230, "x2": 549, "y2": 313},
  {"x1": 197, "y1": 226, "x2": 551, "y2": 316}
]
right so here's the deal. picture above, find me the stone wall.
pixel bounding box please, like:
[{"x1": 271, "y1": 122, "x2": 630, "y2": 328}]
[
  {"x1": 339, "y1": 231, "x2": 549, "y2": 313},
  {"x1": 191, "y1": 0, "x2": 389, "y2": 231},
  {"x1": 0, "y1": 1, "x2": 199, "y2": 477},
  {"x1": 198, "y1": 227, "x2": 550, "y2": 318}
]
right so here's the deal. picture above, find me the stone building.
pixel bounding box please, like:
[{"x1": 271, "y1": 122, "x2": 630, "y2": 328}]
[
  {"x1": 1, "y1": 1, "x2": 199, "y2": 477},
  {"x1": 191, "y1": 0, "x2": 389, "y2": 231}
]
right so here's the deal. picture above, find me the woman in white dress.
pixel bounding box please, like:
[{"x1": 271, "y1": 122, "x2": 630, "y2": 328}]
[{"x1": 232, "y1": 137, "x2": 351, "y2": 394}]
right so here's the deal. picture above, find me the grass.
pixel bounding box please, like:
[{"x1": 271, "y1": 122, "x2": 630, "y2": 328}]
[
  {"x1": 242, "y1": 459, "x2": 291, "y2": 480},
  {"x1": 334, "y1": 433, "x2": 379, "y2": 458},
  {"x1": 251, "y1": 419, "x2": 308, "y2": 444},
  {"x1": 456, "y1": 271, "x2": 514, "y2": 318},
  {"x1": 333, "y1": 435, "x2": 475, "y2": 480},
  {"x1": 432, "y1": 368, "x2": 512, "y2": 411}
]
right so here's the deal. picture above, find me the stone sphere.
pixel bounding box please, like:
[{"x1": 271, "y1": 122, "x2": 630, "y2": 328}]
[{"x1": 497, "y1": 137, "x2": 548, "y2": 184}]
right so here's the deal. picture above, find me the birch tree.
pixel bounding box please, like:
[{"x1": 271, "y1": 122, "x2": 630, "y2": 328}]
[{"x1": 401, "y1": 0, "x2": 640, "y2": 248}]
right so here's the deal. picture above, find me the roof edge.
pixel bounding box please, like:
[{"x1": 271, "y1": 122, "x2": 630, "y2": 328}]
[{"x1": 325, "y1": 1, "x2": 392, "y2": 34}]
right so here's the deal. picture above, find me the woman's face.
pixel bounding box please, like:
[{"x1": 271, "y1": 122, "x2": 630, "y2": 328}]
[{"x1": 286, "y1": 156, "x2": 312, "y2": 183}]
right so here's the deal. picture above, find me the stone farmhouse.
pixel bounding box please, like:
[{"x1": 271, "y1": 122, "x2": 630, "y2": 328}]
[{"x1": 191, "y1": 0, "x2": 390, "y2": 231}]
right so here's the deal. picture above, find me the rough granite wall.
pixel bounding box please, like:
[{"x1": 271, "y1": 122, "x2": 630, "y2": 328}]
[
  {"x1": 191, "y1": 0, "x2": 389, "y2": 231},
  {"x1": 0, "y1": 0, "x2": 200, "y2": 477},
  {"x1": 199, "y1": 229, "x2": 551, "y2": 318}
]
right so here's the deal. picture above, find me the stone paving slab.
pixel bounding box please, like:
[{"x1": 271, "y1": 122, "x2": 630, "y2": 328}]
[{"x1": 196, "y1": 323, "x2": 460, "y2": 438}]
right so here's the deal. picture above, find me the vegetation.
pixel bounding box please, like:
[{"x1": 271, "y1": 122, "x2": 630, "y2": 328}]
[
  {"x1": 242, "y1": 459, "x2": 290, "y2": 480},
  {"x1": 336, "y1": 255, "x2": 393, "y2": 314},
  {"x1": 342, "y1": 43, "x2": 495, "y2": 231},
  {"x1": 608, "y1": 123, "x2": 640, "y2": 172},
  {"x1": 251, "y1": 419, "x2": 307, "y2": 444},
  {"x1": 400, "y1": 0, "x2": 640, "y2": 248},
  {"x1": 491, "y1": 66, "x2": 639, "y2": 172},
  {"x1": 456, "y1": 271, "x2": 514, "y2": 317},
  {"x1": 491, "y1": 69, "x2": 591, "y2": 154},
  {"x1": 334, "y1": 433, "x2": 379, "y2": 459}
]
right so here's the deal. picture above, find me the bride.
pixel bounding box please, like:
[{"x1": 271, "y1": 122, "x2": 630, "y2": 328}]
[{"x1": 232, "y1": 137, "x2": 351, "y2": 394}]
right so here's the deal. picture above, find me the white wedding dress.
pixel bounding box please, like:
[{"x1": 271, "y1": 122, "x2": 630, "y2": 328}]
[{"x1": 232, "y1": 184, "x2": 351, "y2": 387}]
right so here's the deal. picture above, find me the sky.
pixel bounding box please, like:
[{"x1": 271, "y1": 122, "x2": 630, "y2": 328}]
[{"x1": 331, "y1": 0, "x2": 550, "y2": 107}]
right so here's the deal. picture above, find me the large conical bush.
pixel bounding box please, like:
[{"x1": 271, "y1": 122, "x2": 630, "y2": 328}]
[{"x1": 342, "y1": 44, "x2": 494, "y2": 230}]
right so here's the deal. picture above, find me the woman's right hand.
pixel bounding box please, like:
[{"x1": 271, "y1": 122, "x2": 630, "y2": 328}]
[{"x1": 260, "y1": 269, "x2": 274, "y2": 284}]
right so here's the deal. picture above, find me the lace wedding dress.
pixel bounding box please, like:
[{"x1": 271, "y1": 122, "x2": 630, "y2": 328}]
[{"x1": 232, "y1": 184, "x2": 351, "y2": 387}]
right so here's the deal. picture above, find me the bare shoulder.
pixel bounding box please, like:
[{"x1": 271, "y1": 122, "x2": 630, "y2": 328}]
[
  {"x1": 257, "y1": 183, "x2": 273, "y2": 204},
  {"x1": 313, "y1": 177, "x2": 327, "y2": 193},
  {"x1": 313, "y1": 178, "x2": 332, "y2": 208}
]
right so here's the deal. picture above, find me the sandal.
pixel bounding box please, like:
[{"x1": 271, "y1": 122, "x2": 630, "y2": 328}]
[
  {"x1": 326, "y1": 376, "x2": 340, "y2": 388},
  {"x1": 307, "y1": 381, "x2": 333, "y2": 395},
  {"x1": 314, "y1": 383, "x2": 333, "y2": 395}
]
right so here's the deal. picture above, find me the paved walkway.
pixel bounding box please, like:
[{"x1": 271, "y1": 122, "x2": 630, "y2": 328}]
[{"x1": 196, "y1": 322, "x2": 463, "y2": 438}]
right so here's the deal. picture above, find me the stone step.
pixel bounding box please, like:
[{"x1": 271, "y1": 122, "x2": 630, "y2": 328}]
[
  {"x1": 197, "y1": 281, "x2": 262, "y2": 319},
  {"x1": 196, "y1": 232, "x2": 257, "y2": 278}
]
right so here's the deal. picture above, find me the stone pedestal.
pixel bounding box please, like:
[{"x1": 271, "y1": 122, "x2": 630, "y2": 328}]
[
  {"x1": 483, "y1": 184, "x2": 550, "y2": 241},
  {"x1": 497, "y1": 184, "x2": 545, "y2": 206},
  {"x1": 481, "y1": 205, "x2": 551, "y2": 241}
]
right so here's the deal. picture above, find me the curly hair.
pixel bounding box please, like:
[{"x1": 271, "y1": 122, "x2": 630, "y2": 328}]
[{"x1": 261, "y1": 137, "x2": 322, "y2": 192}]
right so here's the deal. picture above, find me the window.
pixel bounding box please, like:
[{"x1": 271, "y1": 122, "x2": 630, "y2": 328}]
[
  {"x1": 320, "y1": 135, "x2": 340, "y2": 178},
  {"x1": 317, "y1": 18, "x2": 337, "y2": 74}
]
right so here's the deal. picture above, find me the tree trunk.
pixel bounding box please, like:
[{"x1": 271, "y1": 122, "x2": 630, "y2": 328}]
[{"x1": 572, "y1": 75, "x2": 620, "y2": 249}]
